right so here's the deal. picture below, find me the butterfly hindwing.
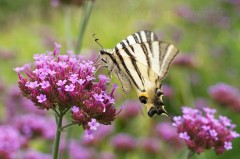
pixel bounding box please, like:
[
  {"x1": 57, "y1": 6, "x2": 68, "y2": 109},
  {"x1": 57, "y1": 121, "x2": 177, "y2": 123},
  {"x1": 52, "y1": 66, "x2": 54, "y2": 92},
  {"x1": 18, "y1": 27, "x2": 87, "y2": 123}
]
[{"x1": 116, "y1": 70, "x2": 131, "y2": 94}]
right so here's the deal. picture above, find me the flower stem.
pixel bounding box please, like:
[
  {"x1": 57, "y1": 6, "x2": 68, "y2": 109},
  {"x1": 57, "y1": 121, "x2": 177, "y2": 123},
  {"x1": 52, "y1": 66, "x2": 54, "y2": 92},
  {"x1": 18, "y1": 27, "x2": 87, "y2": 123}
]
[
  {"x1": 187, "y1": 151, "x2": 195, "y2": 159},
  {"x1": 75, "y1": 0, "x2": 95, "y2": 54},
  {"x1": 64, "y1": 6, "x2": 73, "y2": 50},
  {"x1": 61, "y1": 122, "x2": 77, "y2": 131},
  {"x1": 52, "y1": 112, "x2": 64, "y2": 159}
]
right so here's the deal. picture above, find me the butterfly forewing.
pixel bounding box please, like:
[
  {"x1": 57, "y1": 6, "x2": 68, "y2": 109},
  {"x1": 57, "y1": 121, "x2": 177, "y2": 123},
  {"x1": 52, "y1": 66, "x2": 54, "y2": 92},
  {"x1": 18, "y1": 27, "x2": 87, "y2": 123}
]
[
  {"x1": 114, "y1": 30, "x2": 158, "y2": 51},
  {"x1": 113, "y1": 41, "x2": 178, "y2": 91}
]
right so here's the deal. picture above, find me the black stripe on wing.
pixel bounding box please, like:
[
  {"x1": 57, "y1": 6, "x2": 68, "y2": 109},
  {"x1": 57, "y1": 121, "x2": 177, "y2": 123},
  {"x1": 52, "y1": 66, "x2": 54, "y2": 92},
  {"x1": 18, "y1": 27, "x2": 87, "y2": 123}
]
[
  {"x1": 115, "y1": 49, "x2": 142, "y2": 91},
  {"x1": 115, "y1": 30, "x2": 158, "y2": 51},
  {"x1": 139, "y1": 43, "x2": 151, "y2": 76}
]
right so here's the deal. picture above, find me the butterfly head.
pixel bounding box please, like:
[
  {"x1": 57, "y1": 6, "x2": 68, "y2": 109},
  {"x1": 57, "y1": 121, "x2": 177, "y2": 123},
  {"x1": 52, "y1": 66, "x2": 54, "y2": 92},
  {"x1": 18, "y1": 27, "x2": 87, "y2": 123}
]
[
  {"x1": 138, "y1": 87, "x2": 169, "y2": 118},
  {"x1": 99, "y1": 49, "x2": 113, "y2": 64}
]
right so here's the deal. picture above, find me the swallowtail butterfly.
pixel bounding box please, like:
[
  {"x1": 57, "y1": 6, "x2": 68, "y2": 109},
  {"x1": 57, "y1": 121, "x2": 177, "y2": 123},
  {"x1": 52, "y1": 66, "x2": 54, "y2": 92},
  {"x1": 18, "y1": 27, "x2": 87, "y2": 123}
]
[{"x1": 99, "y1": 30, "x2": 179, "y2": 117}]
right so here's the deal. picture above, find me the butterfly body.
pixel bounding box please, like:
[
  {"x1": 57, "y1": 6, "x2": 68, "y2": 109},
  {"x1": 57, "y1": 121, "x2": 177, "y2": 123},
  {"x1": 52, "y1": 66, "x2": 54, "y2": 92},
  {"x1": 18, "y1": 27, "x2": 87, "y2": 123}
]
[{"x1": 99, "y1": 30, "x2": 179, "y2": 117}]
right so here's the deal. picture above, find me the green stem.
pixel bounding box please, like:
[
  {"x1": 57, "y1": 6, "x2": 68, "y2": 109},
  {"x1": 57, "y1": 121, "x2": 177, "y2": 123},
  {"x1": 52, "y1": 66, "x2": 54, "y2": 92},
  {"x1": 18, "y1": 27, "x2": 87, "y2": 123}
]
[
  {"x1": 61, "y1": 122, "x2": 77, "y2": 131},
  {"x1": 64, "y1": 6, "x2": 73, "y2": 50},
  {"x1": 75, "y1": 0, "x2": 95, "y2": 54},
  {"x1": 52, "y1": 112, "x2": 63, "y2": 159},
  {"x1": 62, "y1": 127, "x2": 72, "y2": 159},
  {"x1": 187, "y1": 151, "x2": 195, "y2": 159}
]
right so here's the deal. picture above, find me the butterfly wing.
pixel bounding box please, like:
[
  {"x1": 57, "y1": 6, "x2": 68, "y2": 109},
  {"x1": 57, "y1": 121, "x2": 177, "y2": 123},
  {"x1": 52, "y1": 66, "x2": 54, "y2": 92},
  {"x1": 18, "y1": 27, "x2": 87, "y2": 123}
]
[
  {"x1": 114, "y1": 30, "x2": 158, "y2": 50},
  {"x1": 116, "y1": 70, "x2": 132, "y2": 93},
  {"x1": 113, "y1": 41, "x2": 179, "y2": 92}
]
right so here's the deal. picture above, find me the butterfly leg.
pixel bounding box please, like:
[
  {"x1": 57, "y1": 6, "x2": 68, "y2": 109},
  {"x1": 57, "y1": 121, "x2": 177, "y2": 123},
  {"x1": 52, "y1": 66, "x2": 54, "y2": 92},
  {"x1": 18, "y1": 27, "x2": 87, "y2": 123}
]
[{"x1": 116, "y1": 71, "x2": 131, "y2": 94}]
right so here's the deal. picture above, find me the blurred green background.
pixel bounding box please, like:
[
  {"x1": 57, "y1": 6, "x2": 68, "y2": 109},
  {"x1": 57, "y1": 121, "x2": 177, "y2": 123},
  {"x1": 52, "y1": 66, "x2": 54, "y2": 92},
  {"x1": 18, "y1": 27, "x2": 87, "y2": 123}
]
[{"x1": 0, "y1": 0, "x2": 240, "y2": 159}]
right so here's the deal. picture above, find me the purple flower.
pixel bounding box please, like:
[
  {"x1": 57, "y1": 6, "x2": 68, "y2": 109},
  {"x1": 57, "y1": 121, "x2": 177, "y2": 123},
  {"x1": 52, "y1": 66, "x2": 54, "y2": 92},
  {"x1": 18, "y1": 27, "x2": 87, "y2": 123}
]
[
  {"x1": 84, "y1": 129, "x2": 94, "y2": 140},
  {"x1": 26, "y1": 81, "x2": 39, "y2": 89},
  {"x1": 65, "y1": 84, "x2": 75, "y2": 92},
  {"x1": 56, "y1": 79, "x2": 66, "y2": 86},
  {"x1": 173, "y1": 106, "x2": 239, "y2": 154},
  {"x1": 69, "y1": 141, "x2": 95, "y2": 159},
  {"x1": 69, "y1": 74, "x2": 79, "y2": 83},
  {"x1": 209, "y1": 83, "x2": 240, "y2": 112},
  {"x1": 15, "y1": 44, "x2": 118, "y2": 130},
  {"x1": 13, "y1": 114, "x2": 56, "y2": 140},
  {"x1": 93, "y1": 93, "x2": 104, "y2": 102},
  {"x1": 139, "y1": 137, "x2": 160, "y2": 154},
  {"x1": 173, "y1": 54, "x2": 198, "y2": 68},
  {"x1": 72, "y1": 106, "x2": 80, "y2": 113},
  {"x1": 155, "y1": 122, "x2": 183, "y2": 148},
  {"x1": 37, "y1": 94, "x2": 47, "y2": 103},
  {"x1": 111, "y1": 133, "x2": 137, "y2": 151},
  {"x1": 82, "y1": 125, "x2": 113, "y2": 145},
  {"x1": 88, "y1": 118, "x2": 100, "y2": 131},
  {"x1": 0, "y1": 125, "x2": 26, "y2": 159},
  {"x1": 179, "y1": 132, "x2": 190, "y2": 140},
  {"x1": 40, "y1": 81, "x2": 50, "y2": 89},
  {"x1": 78, "y1": 79, "x2": 86, "y2": 85},
  {"x1": 5, "y1": 86, "x2": 46, "y2": 118},
  {"x1": 162, "y1": 84, "x2": 174, "y2": 98},
  {"x1": 224, "y1": 141, "x2": 232, "y2": 150},
  {"x1": 118, "y1": 100, "x2": 140, "y2": 119}
]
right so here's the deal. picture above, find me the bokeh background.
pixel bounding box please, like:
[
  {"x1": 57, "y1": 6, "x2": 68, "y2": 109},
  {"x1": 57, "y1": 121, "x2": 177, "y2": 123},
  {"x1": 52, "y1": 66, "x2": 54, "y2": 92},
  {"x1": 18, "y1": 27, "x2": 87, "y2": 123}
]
[{"x1": 0, "y1": 0, "x2": 240, "y2": 159}]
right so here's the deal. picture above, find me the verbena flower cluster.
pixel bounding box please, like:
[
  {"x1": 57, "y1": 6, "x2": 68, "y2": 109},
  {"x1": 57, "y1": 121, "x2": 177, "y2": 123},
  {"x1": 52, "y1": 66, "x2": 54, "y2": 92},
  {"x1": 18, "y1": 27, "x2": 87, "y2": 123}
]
[
  {"x1": 111, "y1": 133, "x2": 137, "y2": 152},
  {"x1": 173, "y1": 106, "x2": 239, "y2": 154},
  {"x1": 155, "y1": 122, "x2": 183, "y2": 148},
  {"x1": 13, "y1": 114, "x2": 56, "y2": 140},
  {"x1": 209, "y1": 82, "x2": 240, "y2": 112},
  {"x1": 0, "y1": 125, "x2": 26, "y2": 159},
  {"x1": 173, "y1": 54, "x2": 198, "y2": 68},
  {"x1": 14, "y1": 43, "x2": 117, "y2": 132}
]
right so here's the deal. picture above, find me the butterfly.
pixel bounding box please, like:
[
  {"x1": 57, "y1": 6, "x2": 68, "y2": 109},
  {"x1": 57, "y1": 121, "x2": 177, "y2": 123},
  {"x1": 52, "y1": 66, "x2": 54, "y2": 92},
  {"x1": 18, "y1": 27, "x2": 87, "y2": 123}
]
[{"x1": 99, "y1": 30, "x2": 179, "y2": 117}]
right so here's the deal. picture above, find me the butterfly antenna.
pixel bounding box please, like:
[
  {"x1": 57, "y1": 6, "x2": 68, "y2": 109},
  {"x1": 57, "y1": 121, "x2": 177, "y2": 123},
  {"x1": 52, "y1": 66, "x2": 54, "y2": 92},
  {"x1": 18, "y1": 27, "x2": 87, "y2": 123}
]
[
  {"x1": 92, "y1": 34, "x2": 104, "y2": 65},
  {"x1": 92, "y1": 33, "x2": 104, "y2": 49}
]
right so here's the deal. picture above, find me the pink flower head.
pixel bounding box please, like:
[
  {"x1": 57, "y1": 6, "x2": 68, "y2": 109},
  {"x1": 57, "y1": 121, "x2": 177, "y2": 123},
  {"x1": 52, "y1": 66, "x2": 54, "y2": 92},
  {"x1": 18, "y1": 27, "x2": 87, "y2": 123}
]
[
  {"x1": 111, "y1": 133, "x2": 137, "y2": 152},
  {"x1": 13, "y1": 114, "x2": 56, "y2": 140},
  {"x1": 0, "y1": 125, "x2": 26, "y2": 158},
  {"x1": 173, "y1": 106, "x2": 239, "y2": 154},
  {"x1": 209, "y1": 83, "x2": 240, "y2": 112},
  {"x1": 118, "y1": 100, "x2": 140, "y2": 120},
  {"x1": 139, "y1": 137, "x2": 160, "y2": 154},
  {"x1": 15, "y1": 43, "x2": 118, "y2": 130}
]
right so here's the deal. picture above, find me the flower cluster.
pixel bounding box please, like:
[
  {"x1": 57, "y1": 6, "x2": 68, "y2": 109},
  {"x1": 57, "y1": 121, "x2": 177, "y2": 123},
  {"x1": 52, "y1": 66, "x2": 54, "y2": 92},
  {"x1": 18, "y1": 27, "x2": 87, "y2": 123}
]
[
  {"x1": 13, "y1": 114, "x2": 56, "y2": 140},
  {"x1": 0, "y1": 125, "x2": 26, "y2": 159},
  {"x1": 209, "y1": 83, "x2": 240, "y2": 112},
  {"x1": 162, "y1": 84, "x2": 174, "y2": 98},
  {"x1": 14, "y1": 43, "x2": 117, "y2": 131},
  {"x1": 139, "y1": 137, "x2": 160, "y2": 154},
  {"x1": 118, "y1": 100, "x2": 141, "y2": 120},
  {"x1": 173, "y1": 107, "x2": 239, "y2": 154},
  {"x1": 82, "y1": 125, "x2": 113, "y2": 145},
  {"x1": 5, "y1": 86, "x2": 46, "y2": 120},
  {"x1": 155, "y1": 122, "x2": 183, "y2": 148},
  {"x1": 111, "y1": 133, "x2": 137, "y2": 152},
  {"x1": 173, "y1": 54, "x2": 198, "y2": 69},
  {"x1": 175, "y1": 5, "x2": 230, "y2": 28},
  {"x1": 69, "y1": 140, "x2": 95, "y2": 159}
]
